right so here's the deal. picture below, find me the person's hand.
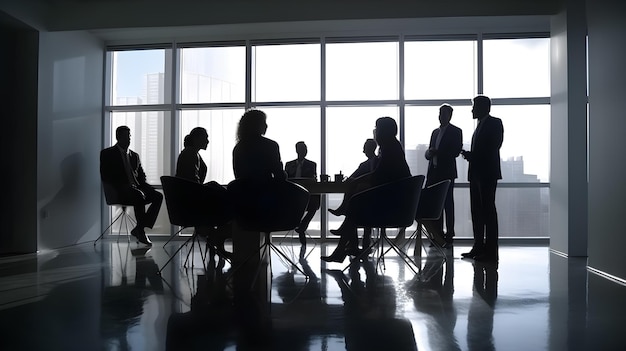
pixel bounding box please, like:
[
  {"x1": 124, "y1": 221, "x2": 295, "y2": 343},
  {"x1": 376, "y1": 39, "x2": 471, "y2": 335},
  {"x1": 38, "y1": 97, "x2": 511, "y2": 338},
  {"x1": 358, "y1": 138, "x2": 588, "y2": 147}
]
[
  {"x1": 460, "y1": 150, "x2": 470, "y2": 160},
  {"x1": 425, "y1": 148, "x2": 437, "y2": 158}
]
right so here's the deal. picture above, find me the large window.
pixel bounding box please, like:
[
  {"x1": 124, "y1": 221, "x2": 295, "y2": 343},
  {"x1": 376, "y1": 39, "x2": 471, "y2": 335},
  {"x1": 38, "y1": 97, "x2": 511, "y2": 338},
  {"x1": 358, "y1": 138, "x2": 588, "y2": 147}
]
[{"x1": 105, "y1": 34, "x2": 550, "y2": 238}]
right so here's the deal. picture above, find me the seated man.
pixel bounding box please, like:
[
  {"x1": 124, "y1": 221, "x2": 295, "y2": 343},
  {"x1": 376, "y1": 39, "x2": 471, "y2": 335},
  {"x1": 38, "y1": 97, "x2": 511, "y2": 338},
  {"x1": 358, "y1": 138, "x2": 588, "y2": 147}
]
[
  {"x1": 285, "y1": 141, "x2": 320, "y2": 245},
  {"x1": 100, "y1": 125, "x2": 163, "y2": 245}
]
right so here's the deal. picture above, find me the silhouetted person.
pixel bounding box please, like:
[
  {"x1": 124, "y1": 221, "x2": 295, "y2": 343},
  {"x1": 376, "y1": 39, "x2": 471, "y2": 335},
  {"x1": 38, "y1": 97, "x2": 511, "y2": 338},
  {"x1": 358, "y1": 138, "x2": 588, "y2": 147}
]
[
  {"x1": 424, "y1": 104, "x2": 463, "y2": 246},
  {"x1": 460, "y1": 96, "x2": 503, "y2": 262},
  {"x1": 232, "y1": 109, "x2": 286, "y2": 181},
  {"x1": 285, "y1": 141, "x2": 320, "y2": 245},
  {"x1": 176, "y1": 127, "x2": 232, "y2": 260},
  {"x1": 467, "y1": 261, "x2": 498, "y2": 351},
  {"x1": 346, "y1": 138, "x2": 379, "y2": 249},
  {"x1": 323, "y1": 117, "x2": 411, "y2": 263},
  {"x1": 412, "y1": 246, "x2": 460, "y2": 351},
  {"x1": 325, "y1": 261, "x2": 417, "y2": 351},
  {"x1": 347, "y1": 138, "x2": 379, "y2": 180},
  {"x1": 100, "y1": 126, "x2": 163, "y2": 246}
]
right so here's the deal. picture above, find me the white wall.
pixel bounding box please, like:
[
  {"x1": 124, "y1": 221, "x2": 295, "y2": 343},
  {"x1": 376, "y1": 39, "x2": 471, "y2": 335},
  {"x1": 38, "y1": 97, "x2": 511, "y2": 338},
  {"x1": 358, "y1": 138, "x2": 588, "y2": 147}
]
[
  {"x1": 37, "y1": 30, "x2": 104, "y2": 249},
  {"x1": 587, "y1": 0, "x2": 626, "y2": 280},
  {"x1": 549, "y1": 0, "x2": 588, "y2": 256}
]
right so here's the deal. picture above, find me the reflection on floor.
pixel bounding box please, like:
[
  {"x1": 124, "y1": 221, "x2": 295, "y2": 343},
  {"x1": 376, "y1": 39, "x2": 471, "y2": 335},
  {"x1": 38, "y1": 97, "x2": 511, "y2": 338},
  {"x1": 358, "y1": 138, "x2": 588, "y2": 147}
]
[{"x1": 0, "y1": 238, "x2": 624, "y2": 351}]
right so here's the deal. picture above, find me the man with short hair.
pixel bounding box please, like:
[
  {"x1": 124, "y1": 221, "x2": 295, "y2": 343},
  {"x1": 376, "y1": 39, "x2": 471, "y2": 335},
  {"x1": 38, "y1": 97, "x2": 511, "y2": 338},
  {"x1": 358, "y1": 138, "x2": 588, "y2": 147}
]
[
  {"x1": 460, "y1": 96, "x2": 504, "y2": 262},
  {"x1": 285, "y1": 141, "x2": 320, "y2": 245},
  {"x1": 100, "y1": 126, "x2": 163, "y2": 246},
  {"x1": 425, "y1": 104, "x2": 463, "y2": 246}
]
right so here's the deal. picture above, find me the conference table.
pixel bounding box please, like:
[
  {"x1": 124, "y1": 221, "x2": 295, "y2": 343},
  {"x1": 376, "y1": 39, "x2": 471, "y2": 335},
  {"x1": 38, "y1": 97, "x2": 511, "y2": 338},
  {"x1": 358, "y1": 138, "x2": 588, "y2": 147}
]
[
  {"x1": 289, "y1": 178, "x2": 350, "y2": 237},
  {"x1": 289, "y1": 178, "x2": 350, "y2": 194}
]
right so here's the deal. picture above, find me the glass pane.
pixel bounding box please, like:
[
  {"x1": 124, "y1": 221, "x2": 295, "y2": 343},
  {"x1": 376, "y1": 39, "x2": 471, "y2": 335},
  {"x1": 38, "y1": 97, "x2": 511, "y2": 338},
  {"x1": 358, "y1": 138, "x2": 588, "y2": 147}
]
[
  {"x1": 261, "y1": 107, "x2": 321, "y2": 171},
  {"x1": 326, "y1": 106, "x2": 399, "y2": 177},
  {"x1": 253, "y1": 44, "x2": 321, "y2": 102},
  {"x1": 326, "y1": 42, "x2": 398, "y2": 101},
  {"x1": 405, "y1": 105, "x2": 474, "y2": 180},
  {"x1": 405, "y1": 40, "x2": 477, "y2": 100},
  {"x1": 452, "y1": 187, "x2": 550, "y2": 238},
  {"x1": 262, "y1": 107, "x2": 322, "y2": 232},
  {"x1": 180, "y1": 46, "x2": 245, "y2": 103},
  {"x1": 483, "y1": 38, "x2": 550, "y2": 98},
  {"x1": 111, "y1": 49, "x2": 170, "y2": 105},
  {"x1": 493, "y1": 105, "x2": 550, "y2": 182},
  {"x1": 110, "y1": 111, "x2": 171, "y2": 185},
  {"x1": 180, "y1": 109, "x2": 244, "y2": 185}
]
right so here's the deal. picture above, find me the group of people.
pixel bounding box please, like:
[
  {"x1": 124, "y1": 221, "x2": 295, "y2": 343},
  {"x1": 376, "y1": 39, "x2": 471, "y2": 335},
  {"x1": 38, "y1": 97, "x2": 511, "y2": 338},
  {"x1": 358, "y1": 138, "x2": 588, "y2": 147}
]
[{"x1": 100, "y1": 95, "x2": 503, "y2": 263}]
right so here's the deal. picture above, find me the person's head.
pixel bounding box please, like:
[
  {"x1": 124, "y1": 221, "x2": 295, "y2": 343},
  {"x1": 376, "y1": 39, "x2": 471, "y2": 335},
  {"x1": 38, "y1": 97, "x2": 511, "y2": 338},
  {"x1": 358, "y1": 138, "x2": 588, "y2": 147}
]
[
  {"x1": 374, "y1": 117, "x2": 398, "y2": 145},
  {"x1": 472, "y1": 95, "x2": 491, "y2": 120},
  {"x1": 237, "y1": 109, "x2": 267, "y2": 141},
  {"x1": 188, "y1": 127, "x2": 209, "y2": 150},
  {"x1": 439, "y1": 104, "x2": 453, "y2": 126},
  {"x1": 115, "y1": 126, "x2": 131, "y2": 150},
  {"x1": 295, "y1": 141, "x2": 307, "y2": 160},
  {"x1": 363, "y1": 138, "x2": 377, "y2": 157}
]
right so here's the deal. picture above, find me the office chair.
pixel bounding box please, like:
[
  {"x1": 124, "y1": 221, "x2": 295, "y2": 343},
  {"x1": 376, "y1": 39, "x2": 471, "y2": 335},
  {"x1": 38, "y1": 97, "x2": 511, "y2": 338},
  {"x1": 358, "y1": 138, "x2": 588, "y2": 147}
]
[
  {"x1": 345, "y1": 175, "x2": 425, "y2": 274},
  {"x1": 226, "y1": 178, "x2": 311, "y2": 286},
  {"x1": 404, "y1": 179, "x2": 451, "y2": 260},
  {"x1": 94, "y1": 182, "x2": 137, "y2": 246},
  {"x1": 158, "y1": 176, "x2": 233, "y2": 275}
]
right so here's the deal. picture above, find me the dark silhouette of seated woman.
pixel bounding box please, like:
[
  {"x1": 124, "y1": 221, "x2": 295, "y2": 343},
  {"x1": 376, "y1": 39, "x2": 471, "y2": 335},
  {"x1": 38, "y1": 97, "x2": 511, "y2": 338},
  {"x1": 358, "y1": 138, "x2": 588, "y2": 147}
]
[
  {"x1": 232, "y1": 109, "x2": 286, "y2": 181},
  {"x1": 176, "y1": 127, "x2": 232, "y2": 259},
  {"x1": 322, "y1": 117, "x2": 411, "y2": 263}
]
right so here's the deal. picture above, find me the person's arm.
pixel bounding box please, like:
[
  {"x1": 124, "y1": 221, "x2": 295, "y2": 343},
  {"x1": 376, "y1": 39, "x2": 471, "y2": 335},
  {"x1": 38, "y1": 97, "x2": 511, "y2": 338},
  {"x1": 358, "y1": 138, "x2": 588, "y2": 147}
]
[
  {"x1": 425, "y1": 129, "x2": 438, "y2": 160},
  {"x1": 440, "y1": 127, "x2": 463, "y2": 159},
  {"x1": 135, "y1": 154, "x2": 148, "y2": 185},
  {"x1": 272, "y1": 142, "x2": 287, "y2": 180}
]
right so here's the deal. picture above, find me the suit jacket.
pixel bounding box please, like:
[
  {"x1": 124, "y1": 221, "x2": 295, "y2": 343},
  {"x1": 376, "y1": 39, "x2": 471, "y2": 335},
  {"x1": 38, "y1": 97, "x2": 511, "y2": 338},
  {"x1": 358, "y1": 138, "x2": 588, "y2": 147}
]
[
  {"x1": 100, "y1": 145, "x2": 148, "y2": 188},
  {"x1": 285, "y1": 158, "x2": 317, "y2": 179},
  {"x1": 176, "y1": 148, "x2": 207, "y2": 184},
  {"x1": 426, "y1": 123, "x2": 462, "y2": 182},
  {"x1": 468, "y1": 115, "x2": 504, "y2": 181}
]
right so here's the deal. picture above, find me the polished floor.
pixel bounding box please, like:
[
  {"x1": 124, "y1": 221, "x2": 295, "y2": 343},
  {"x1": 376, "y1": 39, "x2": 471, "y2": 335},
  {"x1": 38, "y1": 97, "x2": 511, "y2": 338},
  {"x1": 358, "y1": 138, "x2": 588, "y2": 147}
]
[{"x1": 0, "y1": 235, "x2": 624, "y2": 351}]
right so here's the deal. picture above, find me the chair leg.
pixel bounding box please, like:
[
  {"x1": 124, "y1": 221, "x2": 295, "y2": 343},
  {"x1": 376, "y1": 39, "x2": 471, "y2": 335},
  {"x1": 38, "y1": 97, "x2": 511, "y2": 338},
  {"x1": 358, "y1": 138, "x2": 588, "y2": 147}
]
[
  {"x1": 158, "y1": 234, "x2": 195, "y2": 275},
  {"x1": 227, "y1": 232, "x2": 310, "y2": 292},
  {"x1": 344, "y1": 228, "x2": 422, "y2": 275},
  {"x1": 94, "y1": 210, "x2": 125, "y2": 246}
]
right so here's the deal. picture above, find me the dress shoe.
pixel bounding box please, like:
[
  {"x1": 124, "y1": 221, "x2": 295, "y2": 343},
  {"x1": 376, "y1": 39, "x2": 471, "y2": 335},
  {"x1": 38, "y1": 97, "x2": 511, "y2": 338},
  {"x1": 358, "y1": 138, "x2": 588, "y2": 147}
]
[
  {"x1": 329, "y1": 229, "x2": 343, "y2": 236},
  {"x1": 321, "y1": 249, "x2": 348, "y2": 263},
  {"x1": 328, "y1": 207, "x2": 346, "y2": 216},
  {"x1": 131, "y1": 227, "x2": 152, "y2": 246},
  {"x1": 461, "y1": 250, "x2": 479, "y2": 259}
]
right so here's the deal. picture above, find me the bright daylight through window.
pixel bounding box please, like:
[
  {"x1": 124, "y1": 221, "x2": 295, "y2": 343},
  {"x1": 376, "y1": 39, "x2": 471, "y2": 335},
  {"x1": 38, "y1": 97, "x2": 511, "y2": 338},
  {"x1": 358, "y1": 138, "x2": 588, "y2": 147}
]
[{"x1": 105, "y1": 36, "x2": 550, "y2": 238}]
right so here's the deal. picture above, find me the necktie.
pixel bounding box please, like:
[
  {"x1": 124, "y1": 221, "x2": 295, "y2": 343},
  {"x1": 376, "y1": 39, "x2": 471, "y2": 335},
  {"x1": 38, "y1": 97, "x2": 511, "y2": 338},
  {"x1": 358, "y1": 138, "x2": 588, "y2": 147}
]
[
  {"x1": 295, "y1": 161, "x2": 302, "y2": 177},
  {"x1": 123, "y1": 152, "x2": 139, "y2": 186},
  {"x1": 434, "y1": 127, "x2": 445, "y2": 167}
]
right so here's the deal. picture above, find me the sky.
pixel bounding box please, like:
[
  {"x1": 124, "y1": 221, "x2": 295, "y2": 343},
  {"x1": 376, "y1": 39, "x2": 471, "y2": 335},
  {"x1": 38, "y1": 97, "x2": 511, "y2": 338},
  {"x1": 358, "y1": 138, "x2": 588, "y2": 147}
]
[{"x1": 111, "y1": 38, "x2": 551, "y2": 182}]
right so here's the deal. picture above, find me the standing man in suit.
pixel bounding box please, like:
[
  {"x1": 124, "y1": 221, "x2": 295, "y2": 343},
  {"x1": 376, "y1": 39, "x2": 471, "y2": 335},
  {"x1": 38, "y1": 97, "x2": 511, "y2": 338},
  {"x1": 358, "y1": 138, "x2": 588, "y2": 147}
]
[
  {"x1": 425, "y1": 104, "x2": 463, "y2": 246},
  {"x1": 100, "y1": 126, "x2": 163, "y2": 246},
  {"x1": 460, "y1": 96, "x2": 504, "y2": 262},
  {"x1": 285, "y1": 141, "x2": 320, "y2": 245}
]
